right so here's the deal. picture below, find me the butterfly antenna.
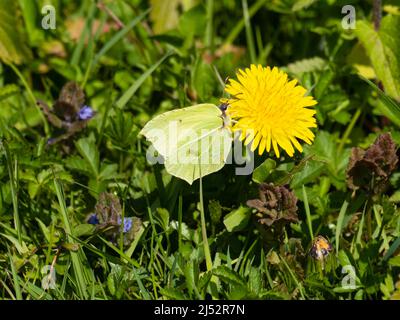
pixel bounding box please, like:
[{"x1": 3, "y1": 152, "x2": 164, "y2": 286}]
[{"x1": 212, "y1": 65, "x2": 227, "y2": 91}]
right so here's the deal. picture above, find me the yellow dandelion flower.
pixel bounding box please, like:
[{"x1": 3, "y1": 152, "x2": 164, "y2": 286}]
[{"x1": 223, "y1": 64, "x2": 317, "y2": 157}]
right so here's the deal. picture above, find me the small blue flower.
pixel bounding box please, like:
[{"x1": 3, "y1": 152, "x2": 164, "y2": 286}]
[
  {"x1": 117, "y1": 217, "x2": 133, "y2": 233},
  {"x1": 78, "y1": 105, "x2": 95, "y2": 120},
  {"x1": 87, "y1": 213, "x2": 99, "y2": 225}
]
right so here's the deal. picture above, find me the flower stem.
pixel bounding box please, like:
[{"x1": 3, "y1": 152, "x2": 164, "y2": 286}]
[
  {"x1": 373, "y1": 0, "x2": 382, "y2": 31},
  {"x1": 338, "y1": 108, "x2": 361, "y2": 154},
  {"x1": 199, "y1": 174, "x2": 213, "y2": 271}
]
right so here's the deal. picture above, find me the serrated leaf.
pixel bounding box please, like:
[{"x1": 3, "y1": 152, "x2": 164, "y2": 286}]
[
  {"x1": 287, "y1": 57, "x2": 326, "y2": 75},
  {"x1": 198, "y1": 271, "x2": 212, "y2": 290},
  {"x1": 159, "y1": 287, "x2": 187, "y2": 300},
  {"x1": 355, "y1": 16, "x2": 400, "y2": 100},
  {"x1": 212, "y1": 265, "x2": 246, "y2": 287}
]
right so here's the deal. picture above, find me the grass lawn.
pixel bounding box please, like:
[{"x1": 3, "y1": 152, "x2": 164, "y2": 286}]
[{"x1": 0, "y1": 0, "x2": 400, "y2": 300}]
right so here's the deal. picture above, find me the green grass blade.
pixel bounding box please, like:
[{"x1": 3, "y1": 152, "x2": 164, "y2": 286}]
[
  {"x1": 54, "y1": 178, "x2": 88, "y2": 299},
  {"x1": 280, "y1": 255, "x2": 306, "y2": 299},
  {"x1": 225, "y1": 0, "x2": 267, "y2": 45},
  {"x1": 383, "y1": 237, "x2": 400, "y2": 261},
  {"x1": 115, "y1": 51, "x2": 173, "y2": 109},
  {"x1": 178, "y1": 193, "x2": 183, "y2": 254},
  {"x1": 1, "y1": 142, "x2": 22, "y2": 244},
  {"x1": 199, "y1": 169, "x2": 212, "y2": 272},
  {"x1": 302, "y1": 185, "x2": 313, "y2": 241},
  {"x1": 71, "y1": 1, "x2": 97, "y2": 67},
  {"x1": 360, "y1": 75, "x2": 400, "y2": 127},
  {"x1": 242, "y1": 0, "x2": 256, "y2": 63},
  {"x1": 335, "y1": 200, "x2": 349, "y2": 255},
  {"x1": 8, "y1": 249, "x2": 22, "y2": 300},
  {"x1": 205, "y1": 0, "x2": 214, "y2": 50},
  {"x1": 93, "y1": 9, "x2": 151, "y2": 68}
]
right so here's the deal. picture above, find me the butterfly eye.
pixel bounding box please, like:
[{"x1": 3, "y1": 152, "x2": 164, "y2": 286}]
[{"x1": 219, "y1": 103, "x2": 228, "y2": 112}]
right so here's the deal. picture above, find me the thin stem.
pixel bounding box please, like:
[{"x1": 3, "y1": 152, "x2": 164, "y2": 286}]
[
  {"x1": 302, "y1": 185, "x2": 314, "y2": 241},
  {"x1": 199, "y1": 174, "x2": 213, "y2": 271},
  {"x1": 242, "y1": 0, "x2": 257, "y2": 63},
  {"x1": 373, "y1": 0, "x2": 382, "y2": 31},
  {"x1": 205, "y1": 0, "x2": 214, "y2": 51},
  {"x1": 338, "y1": 108, "x2": 361, "y2": 154},
  {"x1": 366, "y1": 197, "x2": 373, "y2": 241},
  {"x1": 1, "y1": 142, "x2": 21, "y2": 245},
  {"x1": 178, "y1": 193, "x2": 183, "y2": 254}
]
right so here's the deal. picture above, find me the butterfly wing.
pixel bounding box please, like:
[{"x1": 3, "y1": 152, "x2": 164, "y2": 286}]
[{"x1": 140, "y1": 104, "x2": 233, "y2": 184}]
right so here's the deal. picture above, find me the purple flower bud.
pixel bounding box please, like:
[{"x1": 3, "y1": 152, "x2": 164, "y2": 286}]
[
  {"x1": 78, "y1": 105, "x2": 95, "y2": 120},
  {"x1": 87, "y1": 213, "x2": 99, "y2": 225}
]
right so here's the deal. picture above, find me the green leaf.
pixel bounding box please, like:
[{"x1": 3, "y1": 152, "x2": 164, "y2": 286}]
[
  {"x1": 198, "y1": 271, "x2": 212, "y2": 290},
  {"x1": 75, "y1": 138, "x2": 100, "y2": 177},
  {"x1": 191, "y1": 57, "x2": 218, "y2": 101},
  {"x1": 178, "y1": 4, "x2": 207, "y2": 37},
  {"x1": 73, "y1": 224, "x2": 96, "y2": 238},
  {"x1": 286, "y1": 56, "x2": 326, "y2": 76},
  {"x1": 384, "y1": 237, "x2": 400, "y2": 261},
  {"x1": 388, "y1": 256, "x2": 400, "y2": 267},
  {"x1": 360, "y1": 76, "x2": 400, "y2": 127},
  {"x1": 302, "y1": 131, "x2": 349, "y2": 189},
  {"x1": 291, "y1": 160, "x2": 324, "y2": 189},
  {"x1": 292, "y1": 0, "x2": 318, "y2": 11},
  {"x1": 154, "y1": 208, "x2": 170, "y2": 231},
  {"x1": 355, "y1": 16, "x2": 400, "y2": 100},
  {"x1": 252, "y1": 158, "x2": 276, "y2": 183},
  {"x1": 99, "y1": 164, "x2": 118, "y2": 181},
  {"x1": 314, "y1": 69, "x2": 335, "y2": 100},
  {"x1": 0, "y1": 0, "x2": 31, "y2": 64},
  {"x1": 65, "y1": 156, "x2": 92, "y2": 176},
  {"x1": 159, "y1": 287, "x2": 187, "y2": 300},
  {"x1": 208, "y1": 200, "x2": 222, "y2": 224},
  {"x1": 223, "y1": 206, "x2": 251, "y2": 232},
  {"x1": 337, "y1": 250, "x2": 353, "y2": 267},
  {"x1": 212, "y1": 265, "x2": 246, "y2": 287},
  {"x1": 18, "y1": 0, "x2": 44, "y2": 46},
  {"x1": 335, "y1": 200, "x2": 349, "y2": 255},
  {"x1": 0, "y1": 84, "x2": 19, "y2": 101},
  {"x1": 150, "y1": 0, "x2": 181, "y2": 34}
]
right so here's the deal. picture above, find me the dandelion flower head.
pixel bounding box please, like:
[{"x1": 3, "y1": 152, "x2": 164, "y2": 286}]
[{"x1": 223, "y1": 64, "x2": 317, "y2": 157}]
